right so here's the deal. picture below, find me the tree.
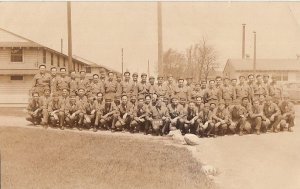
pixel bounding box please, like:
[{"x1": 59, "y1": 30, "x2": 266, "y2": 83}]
[{"x1": 163, "y1": 48, "x2": 186, "y2": 79}]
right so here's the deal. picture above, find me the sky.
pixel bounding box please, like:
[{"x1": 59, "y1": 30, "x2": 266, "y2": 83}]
[{"x1": 1, "y1": 2, "x2": 300, "y2": 75}]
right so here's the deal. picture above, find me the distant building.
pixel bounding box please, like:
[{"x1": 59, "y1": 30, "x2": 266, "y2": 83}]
[
  {"x1": 0, "y1": 28, "x2": 119, "y2": 107},
  {"x1": 223, "y1": 59, "x2": 300, "y2": 82}
]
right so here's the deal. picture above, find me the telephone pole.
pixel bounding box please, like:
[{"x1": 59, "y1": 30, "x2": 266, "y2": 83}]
[
  {"x1": 121, "y1": 48, "x2": 124, "y2": 75},
  {"x1": 157, "y1": 2, "x2": 163, "y2": 76},
  {"x1": 67, "y1": 2, "x2": 73, "y2": 71},
  {"x1": 253, "y1": 31, "x2": 257, "y2": 73}
]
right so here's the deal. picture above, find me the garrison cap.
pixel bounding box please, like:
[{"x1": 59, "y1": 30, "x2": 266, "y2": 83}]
[
  {"x1": 124, "y1": 71, "x2": 130, "y2": 75},
  {"x1": 60, "y1": 67, "x2": 67, "y2": 71},
  {"x1": 93, "y1": 74, "x2": 99, "y2": 78},
  {"x1": 248, "y1": 74, "x2": 254, "y2": 78},
  {"x1": 141, "y1": 73, "x2": 147, "y2": 77},
  {"x1": 242, "y1": 97, "x2": 249, "y2": 101},
  {"x1": 149, "y1": 76, "x2": 155, "y2": 80},
  {"x1": 157, "y1": 75, "x2": 163, "y2": 79},
  {"x1": 132, "y1": 72, "x2": 138, "y2": 77}
]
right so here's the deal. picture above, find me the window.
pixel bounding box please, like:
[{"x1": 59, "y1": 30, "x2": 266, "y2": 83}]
[
  {"x1": 10, "y1": 75, "x2": 23, "y2": 80},
  {"x1": 11, "y1": 48, "x2": 23, "y2": 62},
  {"x1": 43, "y1": 49, "x2": 46, "y2": 63},
  {"x1": 63, "y1": 58, "x2": 66, "y2": 67},
  {"x1": 86, "y1": 67, "x2": 91, "y2": 73},
  {"x1": 282, "y1": 72, "x2": 288, "y2": 81},
  {"x1": 51, "y1": 53, "x2": 53, "y2": 65},
  {"x1": 58, "y1": 56, "x2": 60, "y2": 67}
]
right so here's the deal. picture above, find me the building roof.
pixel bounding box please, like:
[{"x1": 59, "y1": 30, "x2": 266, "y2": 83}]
[{"x1": 226, "y1": 59, "x2": 300, "y2": 71}]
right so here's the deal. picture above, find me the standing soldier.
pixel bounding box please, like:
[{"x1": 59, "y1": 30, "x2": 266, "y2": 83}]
[
  {"x1": 186, "y1": 77, "x2": 194, "y2": 100},
  {"x1": 220, "y1": 77, "x2": 236, "y2": 107},
  {"x1": 78, "y1": 70, "x2": 90, "y2": 93},
  {"x1": 50, "y1": 67, "x2": 58, "y2": 94},
  {"x1": 190, "y1": 83, "x2": 205, "y2": 101},
  {"x1": 40, "y1": 87, "x2": 52, "y2": 126},
  {"x1": 104, "y1": 71, "x2": 119, "y2": 99},
  {"x1": 154, "y1": 75, "x2": 167, "y2": 98},
  {"x1": 174, "y1": 78, "x2": 188, "y2": 101},
  {"x1": 269, "y1": 78, "x2": 283, "y2": 102},
  {"x1": 114, "y1": 94, "x2": 134, "y2": 132},
  {"x1": 54, "y1": 68, "x2": 70, "y2": 95},
  {"x1": 69, "y1": 71, "x2": 78, "y2": 95},
  {"x1": 59, "y1": 88, "x2": 69, "y2": 106},
  {"x1": 263, "y1": 74, "x2": 270, "y2": 94},
  {"x1": 182, "y1": 101, "x2": 198, "y2": 135},
  {"x1": 215, "y1": 76, "x2": 223, "y2": 89},
  {"x1": 249, "y1": 98, "x2": 265, "y2": 134},
  {"x1": 279, "y1": 96, "x2": 295, "y2": 132},
  {"x1": 147, "y1": 76, "x2": 156, "y2": 96},
  {"x1": 167, "y1": 96, "x2": 185, "y2": 131},
  {"x1": 93, "y1": 92, "x2": 105, "y2": 131},
  {"x1": 26, "y1": 92, "x2": 43, "y2": 125},
  {"x1": 165, "y1": 75, "x2": 176, "y2": 99},
  {"x1": 204, "y1": 80, "x2": 219, "y2": 105},
  {"x1": 100, "y1": 71, "x2": 106, "y2": 83},
  {"x1": 253, "y1": 74, "x2": 268, "y2": 99},
  {"x1": 99, "y1": 97, "x2": 118, "y2": 131},
  {"x1": 201, "y1": 80, "x2": 207, "y2": 90},
  {"x1": 47, "y1": 92, "x2": 65, "y2": 129},
  {"x1": 121, "y1": 71, "x2": 133, "y2": 98},
  {"x1": 65, "y1": 93, "x2": 84, "y2": 129},
  {"x1": 236, "y1": 75, "x2": 252, "y2": 103},
  {"x1": 231, "y1": 78, "x2": 238, "y2": 99},
  {"x1": 262, "y1": 96, "x2": 282, "y2": 133},
  {"x1": 89, "y1": 74, "x2": 105, "y2": 96},
  {"x1": 130, "y1": 96, "x2": 148, "y2": 133},
  {"x1": 247, "y1": 74, "x2": 255, "y2": 100},
  {"x1": 131, "y1": 72, "x2": 139, "y2": 97},
  {"x1": 116, "y1": 74, "x2": 123, "y2": 97},
  {"x1": 212, "y1": 100, "x2": 230, "y2": 136},
  {"x1": 137, "y1": 73, "x2": 148, "y2": 96},
  {"x1": 32, "y1": 64, "x2": 51, "y2": 96},
  {"x1": 196, "y1": 103, "x2": 215, "y2": 137},
  {"x1": 83, "y1": 94, "x2": 97, "y2": 130}
]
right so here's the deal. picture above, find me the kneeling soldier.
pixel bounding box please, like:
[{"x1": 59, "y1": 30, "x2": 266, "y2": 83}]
[
  {"x1": 26, "y1": 92, "x2": 43, "y2": 125},
  {"x1": 93, "y1": 92, "x2": 105, "y2": 131},
  {"x1": 99, "y1": 97, "x2": 118, "y2": 131},
  {"x1": 48, "y1": 92, "x2": 65, "y2": 129},
  {"x1": 182, "y1": 101, "x2": 198, "y2": 135},
  {"x1": 130, "y1": 96, "x2": 148, "y2": 133},
  {"x1": 249, "y1": 98, "x2": 265, "y2": 134},
  {"x1": 84, "y1": 94, "x2": 97, "y2": 130},
  {"x1": 115, "y1": 94, "x2": 134, "y2": 132},
  {"x1": 262, "y1": 96, "x2": 282, "y2": 133},
  {"x1": 65, "y1": 94, "x2": 84, "y2": 130},
  {"x1": 167, "y1": 96, "x2": 185, "y2": 132},
  {"x1": 196, "y1": 103, "x2": 214, "y2": 137},
  {"x1": 279, "y1": 97, "x2": 295, "y2": 132},
  {"x1": 212, "y1": 100, "x2": 230, "y2": 136}
]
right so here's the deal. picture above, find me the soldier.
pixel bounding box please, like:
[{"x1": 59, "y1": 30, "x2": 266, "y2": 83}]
[
  {"x1": 26, "y1": 92, "x2": 43, "y2": 125},
  {"x1": 247, "y1": 74, "x2": 255, "y2": 100},
  {"x1": 263, "y1": 74, "x2": 270, "y2": 92},
  {"x1": 269, "y1": 78, "x2": 283, "y2": 102},
  {"x1": 76, "y1": 88, "x2": 88, "y2": 104},
  {"x1": 50, "y1": 67, "x2": 58, "y2": 94},
  {"x1": 231, "y1": 78, "x2": 238, "y2": 100},
  {"x1": 147, "y1": 98, "x2": 170, "y2": 136},
  {"x1": 201, "y1": 80, "x2": 207, "y2": 90},
  {"x1": 147, "y1": 76, "x2": 156, "y2": 95},
  {"x1": 121, "y1": 71, "x2": 133, "y2": 98},
  {"x1": 100, "y1": 71, "x2": 106, "y2": 82},
  {"x1": 220, "y1": 77, "x2": 236, "y2": 107},
  {"x1": 182, "y1": 101, "x2": 198, "y2": 135},
  {"x1": 165, "y1": 75, "x2": 175, "y2": 99},
  {"x1": 249, "y1": 98, "x2": 265, "y2": 134},
  {"x1": 279, "y1": 96, "x2": 295, "y2": 132},
  {"x1": 167, "y1": 96, "x2": 185, "y2": 131},
  {"x1": 259, "y1": 94, "x2": 265, "y2": 106},
  {"x1": 69, "y1": 71, "x2": 78, "y2": 95},
  {"x1": 186, "y1": 77, "x2": 194, "y2": 100},
  {"x1": 137, "y1": 73, "x2": 148, "y2": 96},
  {"x1": 215, "y1": 76, "x2": 223, "y2": 89},
  {"x1": 54, "y1": 68, "x2": 70, "y2": 95},
  {"x1": 40, "y1": 87, "x2": 52, "y2": 126},
  {"x1": 65, "y1": 93, "x2": 84, "y2": 130},
  {"x1": 130, "y1": 96, "x2": 148, "y2": 133},
  {"x1": 114, "y1": 94, "x2": 121, "y2": 106},
  {"x1": 130, "y1": 95, "x2": 137, "y2": 106},
  {"x1": 190, "y1": 83, "x2": 205, "y2": 101},
  {"x1": 93, "y1": 92, "x2": 105, "y2": 131},
  {"x1": 174, "y1": 78, "x2": 188, "y2": 101},
  {"x1": 104, "y1": 71, "x2": 119, "y2": 99},
  {"x1": 83, "y1": 94, "x2": 97, "y2": 130},
  {"x1": 47, "y1": 92, "x2": 65, "y2": 129},
  {"x1": 59, "y1": 88, "x2": 69, "y2": 106},
  {"x1": 89, "y1": 74, "x2": 105, "y2": 96},
  {"x1": 131, "y1": 72, "x2": 139, "y2": 97},
  {"x1": 253, "y1": 74, "x2": 268, "y2": 99},
  {"x1": 154, "y1": 75, "x2": 167, "y2": 97},
  {"x1": 116, "y1": 74, "x2": 123, "y2": 96},
  {"x1": 204, "y1": 80, "x2": 219, "y2": 105},
  {"x1": 212, "y1": 100, "x2": 230, "y2": 136},
  {"x1": 236, "y1": 75, "x2": 252, "y2": 103},
  {"x1": 78, "y1": 70, "x2": 90, "y2": 92},
  {"x1": 262, "y1": 96, "x2": 282, "y2": 133},
  {"x1": 99, "y1": 97, "x2": 118, "y2": 131},
  {"x1": 32, "y1": 64, "x2": 51, "y2": 96},
  {"x1": 195, "y1": 96, "x2": 204, "y2": 112},
  {"x1": 115, "y1": 94, "x2": 134, "y2": 132},
  {"x1": 196, "y1": 103, "x2": 215, "y2": 137}
]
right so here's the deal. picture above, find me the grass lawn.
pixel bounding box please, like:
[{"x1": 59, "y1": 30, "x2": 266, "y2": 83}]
[{"x1": 0, "y1": 126, "x2": 214, "y2": 189}]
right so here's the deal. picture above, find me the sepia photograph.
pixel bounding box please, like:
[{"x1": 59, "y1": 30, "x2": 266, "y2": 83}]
[{"x1": 0, "y1": 1, "x2": 299, "y2": 189}]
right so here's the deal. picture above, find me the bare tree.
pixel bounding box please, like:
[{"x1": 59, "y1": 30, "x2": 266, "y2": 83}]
[{"x1": 163, "y1": 48, "x2": 186, "y2": 79}]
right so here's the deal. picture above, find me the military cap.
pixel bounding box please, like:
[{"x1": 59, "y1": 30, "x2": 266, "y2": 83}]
[
  {"x1": 108, "y1": 70, "x2": 114, "y2": 74},
  {"x1": 248, "y1": 74, "x2": 254, "y2": 78},
  {"x1": 50, "y1": 67, "x2": 57, "y2": 71},
  {"x1": 141, "y1": 73, "x2": 147, "y2": 77},
  {"x1": 39, "y1": 64, "x2": 46, "y2": 68},
  {"x1": 69, "y1": 93, "x2": 77, "y2": 98},
  {"x1": 219, "y1": 99, "x2": 225, "y2": 105},
  {"x1": 124, "y1": 71, "x2": 130, "y2": 75},
  {"x1": 256, "y1": 74, "x2": 262, "y2": 78},
  {"x1": 32, "y1": 91, "x2": 40, "y2": 96},
  {"x1": 120, "y1": 93, "x2": 128, "y2": 98},
  {"x1": 60, "y1": 67, "x2": 66, "y2": 71},
  {"x1": 77, "y1": 86, "x2": 86, "y2": 91},
  {"x1": 177, "y1": 78, "x2": 184, "y2": 81},
  {"x1": 265, "y1": 96, "x2": 272, "y2": 101},
  {"x1": 157, "y1": 75, "x2": 164, "y2": 79},
  {"x1": 209, "y1": 79, "x2": 215, "y2": 82},
  {"x1": 210, "y1": 102, "x2": 216, "y2": 106},
  {"x1": 79, "y1": 70, "x2": 86, "y2": 74},
  {"x1": 93, "y1": 74, "x2": 99, "y2": 78},
  {"x1": 242, "y1": 97, "x2": 249, "y2": 101},
  {"x1": 130, "y1": 95, "x2": 137, "y2": 99},
  {"x1": 132, "y1": 72, "x2": 138, "y2": 77},
  {"x1": 144, "y1": 94, "x2": 151, "y2": 99},
  {"x1": 149, "y1": 76, "x2": 155, "y2": 80}
]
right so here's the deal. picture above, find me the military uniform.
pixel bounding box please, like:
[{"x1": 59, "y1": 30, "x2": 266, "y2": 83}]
[
  {"x1": 220, "y1": 84, "x2": 236, "y2": 106},
  {"x1": 131, "y1": 102, "x2": 149, "y2": 133},
  {"x1": 69, "y1": 78, "x2": 78, "y2": 95},
  {"x1": 249, "y1": 103, "x2": 265, "y2": 134},
  {"x1": 236, "y1": 83, "x2": 252, "y2": 102},
  {"x1": 54, "y1": 75, "x2": 71, "y2": 95},
  {"x1": 229, "y1": 103, "x2": 251, "y2": 135},
  {"x1": 174, "y1": 85, "x2": 188, "y2": 101},
  {"x1": 47, "y1": 97, "x2": 65, "y2": 129},
  {"x1": 64, "y1": 99, "x2": 85, "y2": 129},
  {"x1": 137, "y1": 81, "x2": 148, "y2": 96},
  {"x1": 104, "y1": 79, "x2": 118, "y2": 99},
  {"x1": 167, "y1": 103, "x2": 185, "y2": 131},
  {"x1": 204, "y1": 87, "x2": 219, "y2": 105},
  {"x1": 90, "y1": 80, "x2": 105, "y2": 96},
  {"x1": 115, "y1": 101, "x2": 134, "y2": 131},
  {"x1": 253, "y1": 82, "x2": 268, "y2": 98},
  {"x1": 279, "y1": 100, "x2": 295, "y2": 131},
  {"x1": 99, "y1": 100, "x2": 118, "y2": 130},
  {"x1": 212, "y1": 102, "x2": 230, "y2": 136},
  {"x1": 196, "y1": 104, "x2": 214, "y2": 137},
  {"x1": 147, "y1": 102, "x2": 170, "y2": 135},
  {"x1": 26, "y1": 97, "x2": 43, "y2": 125},
  {"x1": 32, "y1": 72, "x2": 51, "y2": 95},
  {"x1": 121, "y1": 80, "x2": 134, "y2": 98},
  {"x1": 262, "y1": 98, "x2": 282, "y2": 132}
]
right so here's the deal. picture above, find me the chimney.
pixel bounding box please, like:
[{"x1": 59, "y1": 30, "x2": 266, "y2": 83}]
[{"x1": 242, "y1": 24, "x2": 246, "y2": 59}]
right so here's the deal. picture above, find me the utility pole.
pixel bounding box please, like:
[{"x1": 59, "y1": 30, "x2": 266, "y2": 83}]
[
  {"x1": 242, "y1": 24, "x2": 246, "y2": 59},
  {"x1": 253, "y1": 31, "x2": 256, "y2": 73},
  {"x1": 148, "y1": 59, "x2": 150, "y2": 76},
  {"x1": 157, "y1": 2, "x2": 163, "y2": 76},
  {"x1": 67, "y1": 2, "x2": 73, "y2": 71},
  {"x1": 61, "y1": 38, "x2": 63, "y2": 53},
  {"x1": 121, "y1": 48, "x2": 124, "y2": 76}
]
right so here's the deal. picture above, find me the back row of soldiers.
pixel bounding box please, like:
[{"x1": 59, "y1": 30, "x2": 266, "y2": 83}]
[{"x1": 26, "y1": 64, "x2": 295, "y2": 137}]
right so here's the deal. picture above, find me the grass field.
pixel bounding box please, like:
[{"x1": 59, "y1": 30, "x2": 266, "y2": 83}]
[{"x1": 0, "y1": 126, "x2": 214, "y2": 189}]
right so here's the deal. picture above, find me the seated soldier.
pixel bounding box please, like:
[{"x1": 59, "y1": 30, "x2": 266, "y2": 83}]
[
  {"x1": 94, "y1": 92, "x2": 105, "y2": 131},
  {"x1": 167, "y1": 96, "x2": 185, "y2": 132},
  {"x1": 26, "y1": 92, "x2": 43, "y2": 125},
  {"x1": 130, "y1": 95, "x2": 137, "y2": 106},
  {"x1": 99, "y1": 97, "x2": 118, "y2": 131},
  {"x1": 262, "y1": 96, "x2": 282, "y2": 133},
  {"x1": 76, "y1": 87, "x2": 88, "y2": 104},
  {"x1": 190, "y1": 83, "x2": 204, "y2": 101},
  {"x1": 182, "y1": 101, "x2": 198, "y2": 135},
  {"x1": 65, "y1": 93, "x2": 84, "y2": 130},
  {"x1": 229, "y1": 97, "x2": 251, "y2": 136},
  {"x1": 83, "y1": 94, "x2": 97, "y2": 130},
  {"x1": 40, "y1": 87, "x2": 52, "y2": 126},
  {"x1": 59, "y1": 88, "x2": 70, "y2": 107},
  {"x1": 249, "y1": 98, "x2": 266, "y2": 134},
  {"x1": 114, "y1": 94, "x2": 134, "y2": 132},
  {"x1": 130, "y1": 96, "x2": 148, "y2": 133},
  {"x1": 212, "y1": 100, "x2": 230, "y2": 136},
  {"x1": 196, "y1": 103, "x2": 215, "y2": 138},
  {"x1": 147, "y1": 99, "x2": 170, "y2": 136},
  {"x1": 47, "y1": 92, "x2": 65, "y2": 129},
  {"x1": 279, "y1": 96, "x2": 295, "y2": 132}
]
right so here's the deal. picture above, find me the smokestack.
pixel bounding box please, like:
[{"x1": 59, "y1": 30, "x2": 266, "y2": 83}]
[
  {"x1": 242, "y1": 24, "x2": 246, "y2": 59},
  {"x1": 253, "y1": 31, "x2": 256, "y2": 73},
  {"x1": 67, "y1": 2, "x2": 73, "y2": 71}
]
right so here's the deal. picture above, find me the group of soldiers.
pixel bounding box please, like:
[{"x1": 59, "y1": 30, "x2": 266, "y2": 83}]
[{"x1": 26, "y1": 64, "x2": 296, "y2": 137}]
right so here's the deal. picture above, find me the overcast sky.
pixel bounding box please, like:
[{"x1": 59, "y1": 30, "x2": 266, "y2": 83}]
[{"x1": 1, "y1": 2, "x2": 300, "y2": 75}]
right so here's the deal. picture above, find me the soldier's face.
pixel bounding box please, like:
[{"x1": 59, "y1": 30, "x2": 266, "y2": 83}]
[
  {"x1": 187, "y1": 79, "x2": 192, "y2": 85},
  {"x1": 196, "y1": 98, "x2": 202, "y2": 105},
  {"x1": 149, "y1": 79, "x2": 155, "y2": 84},
  {"x1": 108, "y1": 73, "x2": 114, "y2": 79},
  {"x1": 248, "y1": 76, "x2": 254, "y2": 82},
  {"x1": 93, "y1": 77, "x2": 99, "y2": 83},
  {"x1": 44, "y1": 90, "x2": 50, "y2": 96},
  {"x1": 231, "y1": 80, "x2": 237, "y2": 86},
  {"x1": 97, "y1": 94, "x2": 103, "y2": 101},
  {"x1": 130, "y1": 99, "x2": 136, "y2": 104},
  {"x1": 141, "y1": 76, "x2": 147, "y2": 82},
  {"x1": 224, "y1": 79, "x2": 229, "y2": 85},
  {"x1": 189, "y1": 102, "x2": 195, "y2": 109},
  {"x1": 71, "y1": 72, "x2": 76, "y2": 78},
  {"x1": 145, "y1": 97, "x2": 151, "y2": 104},
  {"x1": 33, "y1": 94, "x2": 39, "y2": 100},
  {"x1": 152, "y1": 94, "x2": 158, "y2": 101},
  {"x1": 204, "y1": 106, "x2": 209, "y2": 112},
  {"x1": 88, "y1": 97, "x2": 94, "y2": 102},
  {"x1": 61, "y1": 70, "x2": 66, "y2": 77},
  {"x1": 195, "y1": 85, "x2": 200, "y2": 90},
  {"x1": 117, "y1": 77, "x2": 122, "y2": 82},
  {"x1": 53, "y1": 96, "x2": 59, "y2": 102},
  {"x1": 168, "y1": 77, "x2": 173, "y2": 83},
  {"x1": 70, "y1": 97, "x2": 76, "y2": 103},
  {"x1": 242, "y1": 99, "x2": 249, "y2": 105},
  {"x1": 253, "y1": 101, "x2": 259, "y2": 107},
  {"x1": 216, "y1": 79, "x2": 222, "y2": 85},
  {"x1": 133, "y1": 75, "x2": 138, "y2": 81},
  {"x1": 210, "y1": 104, "x2": 216, "y2": 110},
  {"x1": 39, "y1": 66, "x2": 46, "y2": 74},
  {"x1": 158, "y1": 78, "x2": 163, "y2": 84},
  {"x1": 124, "y1": 73, "x2": 130, "y2": 80},
  {"x1": 257, "y1": 76, "x2": 262, "y2": 83},
  {"x1": 78, "y1": 90, "x2": 85, "y2": 96},
  {"x1": 172, "y1": 99, "x2": 179, "y2": 105},
  {"x1": 121, "y1": 96, "x2": 128, "y2": 104},
  {"x1": 266, "y1": 99, "x2": 272, "y2": 106},
  {"x1": 138, "y1": 99, "x2": 144, "y2": 106},
  {"x1": 209, "y1": 81, "x2": 215, "y2": 88},
  {"x1": 178, "y1": 80, "x2": 184, "y2": 86},
  {"x1": 62, "y1": 90, "x2": 68, "y2": 96},
  {"x1": 80, "y1": 72, "x2": 86, "y2": 78},
  {"x1": 201, "y1": 84, "x2": 206, "y2": 89},
  {"x1": 263, "y1": 77, "x2": 269, "y2": 82},
  {"x1": 51, "y1": 69, "x2": 57, "y2": 76},
  {"x1": 259, "y1": 95, "x2": 265, "y2": 102},
  {"x1": 239, "y1": 77, "x2": 245, "y2": 83}
]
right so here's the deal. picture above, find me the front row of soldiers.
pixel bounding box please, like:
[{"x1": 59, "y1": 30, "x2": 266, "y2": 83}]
[{"x1": 26, "y1": 85, "x2": 295, "y2": 137}]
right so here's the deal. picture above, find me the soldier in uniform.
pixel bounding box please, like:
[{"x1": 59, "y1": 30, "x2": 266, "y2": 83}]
[
  {"x1": 215, "y1": 76, "x2": 223, "y2": 89},
  {"x1": 154, "y1": 75, "x2": 167, "y2": 98},
  {"x1": 99, "y1": 97, "x2": 118, "y2": 131},
  {"x1": 93, "y1": 92, "x2": 105, "y2": 131},
  {"x1": 196, "y1": 103, "x2": 215, "y2": 137},
  {"x1": 253, "y1": 74, "x2": 268, "y2": 99},
  {"x1": 26, "y1": 92, "x2": 43, "y2": 125},
  {"x1": 90, "y1": 74, "x2": 105, "y2": 96},
  {"x1": 131, "y1": 72, "x2": 139, "y2": 97},
  {"x1": 54, "y1": 68, "x2": 70, "y2": 95},
  {"x1": 76, "y1": 88, "x2": 88, "y2": 104},
  {"x1": 65, "y1": 93, "x2": 84, "y2": 129},
  {"x1": 167, "y1": 96, "x2": 185, "y2": 131},
  {"x1": 269, "y1": 78, "x2": 283, "y2": 102},
  {"x1": 47, "y1": 92, "x2": 65, "y2": 129},
  {"x1": 130, "y1": 95, "x2": 137, "y2": 106},
  {"x1": 165, "y1": 75, "x2": 176, "y2": 99},
  {"x1": 190, "y1": 83, "x2": 205, "y2": 101},
  {"x1": 40, "y1": 87, "x2": 52, "y2": 126},
  {"x1": 204, "y1": 80, "x2": 219, "y2": 105},
  {"x1": 78, "y1": 70, "x2": 90, "y2": 93},
  {"x1": 83, "y1": 94, "x2": 97, "y2": 130},
  {"x1": 212, "y1": 100, "x2": 230, "y2": 136},
  {"x1": 137, "y1": 73, "x2": 148, "y2": 96},
  {"x1": 220, "y1": 77, "x2": 236, "y2": 107},
  {"x1": 236, "y1": 75, "x2": 252, "y2": 103},
  {"x1": 116, "y1": 74, "x2": 123, "y2": 97},
  {"x1": 121, "y1": 71, "x2": 133, "y2": 98},
  {"x1": 279, "y1": 96, "x2": 295, "y2": 132},
  {"x1": 69, "y1": 71, "x2": 78, "y2": 95},
  {"x1": 174, "y1": 78, "x2": 188, "y2": 101},
  {"x1": 263, "y1": 74, "x2": 270, "y2": 91},
  {"x1": 32, "y1": 64, "x2": 51, "y2": 96},
  {"x1": 262, "y1": 96, "x2": 282, "y2": 133},
  {"x1": 247, "y1": 74, "x2": 255, "y2": 101},
  {"x1": 114, "y1": 94, "x2": 134, "y2": 132},
  {"x1": 104, "y1": 71, "x2": 119, "y2": 99},
  {"x1": 201, "y1": 80, "x2": 207, "y2": 90},
  {"x1": 147, "y1": 76, "x2": 156, "y2": 95},
  {"x1": 100, "y1": 71, "x2": 106, "y2": 82},
  {"x1": 59, "y1": 88, "x2": 69, "y2": 106},
  {"x1": 249, "y1": 98, "x2": 265, "y2": 134},
  {"x1": 182, "y1": 101, "x2": 198, "y2": 135},
  {"x1": 130, "y1": 96, "x2": 148, "y2": 133}
]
